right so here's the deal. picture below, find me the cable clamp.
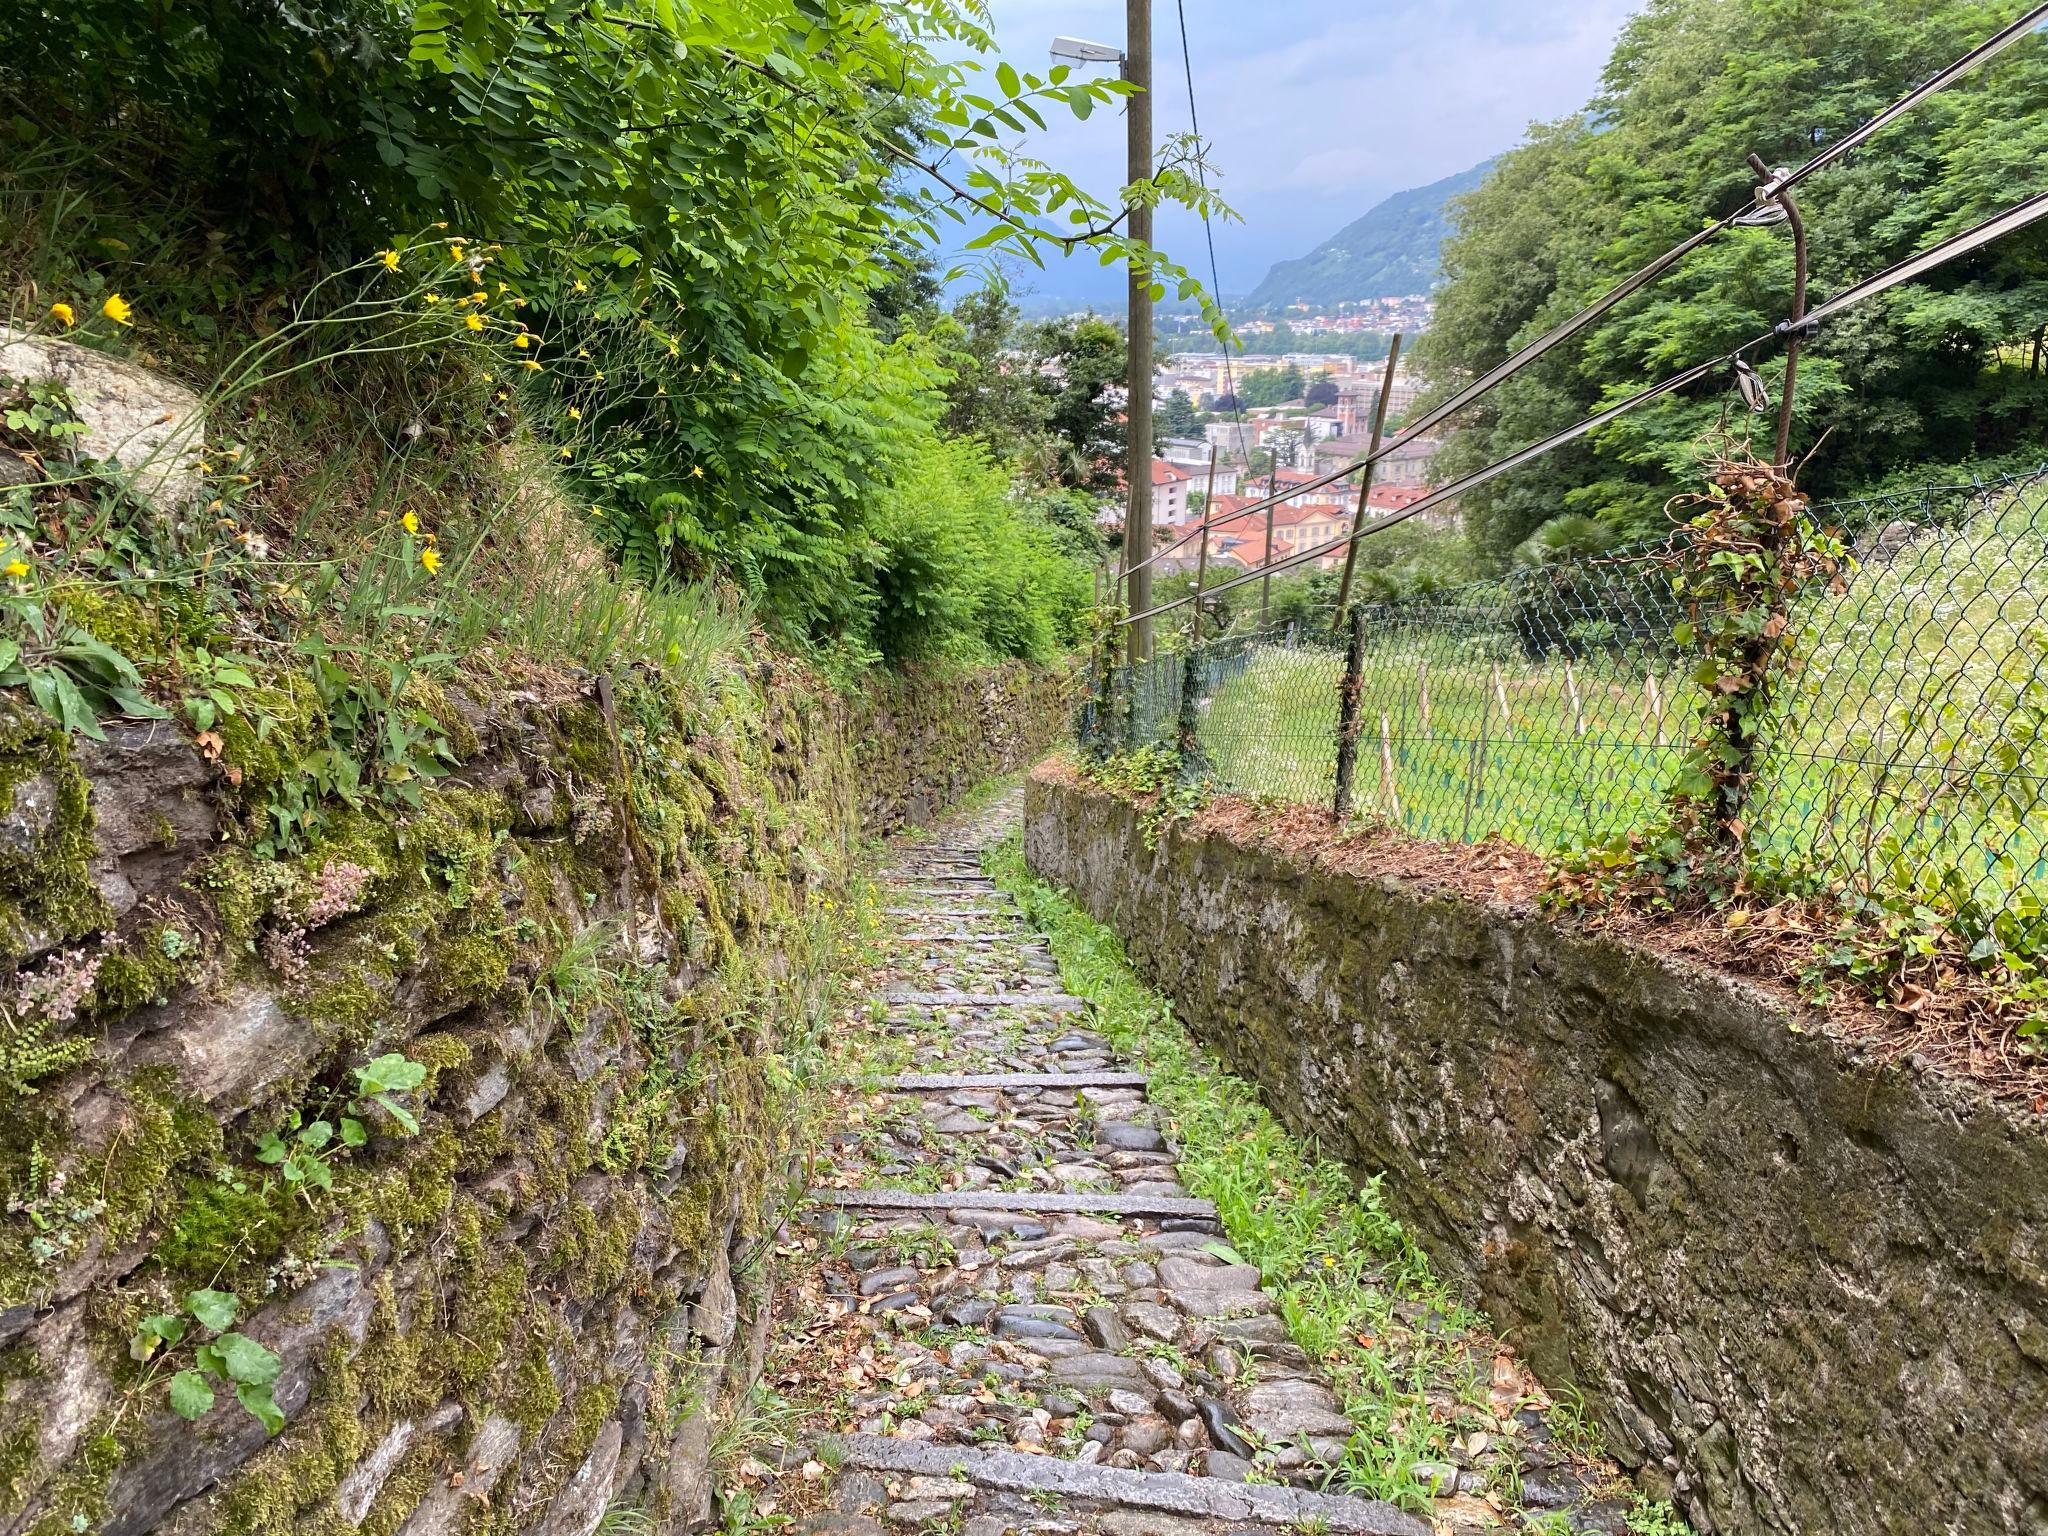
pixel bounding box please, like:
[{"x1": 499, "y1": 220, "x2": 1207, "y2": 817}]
[{"x1": 1775, "y1": 316, "x2": 1821, "y2": 342}]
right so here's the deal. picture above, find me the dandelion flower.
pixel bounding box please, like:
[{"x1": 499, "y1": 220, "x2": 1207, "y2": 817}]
[
  {"x1": 380, "y1": 249, "x2": 401, "y2": 271},
  {"x1": 102, "y1": 294, "x2": 134, "y2": 326},
  {"x1": 4, "y1": 559, "x2": 28, "y2": 578},
  {"x1": 401, "y1": 510, "x2": 420, "y2": 535},
  {"x1": 420, "y1": 545, "x2": 442, "y2": 574},
  {"x1": 466, "y1": 312, "x2": 484, "y2": 332},
  {"x1": 49, "y1": 302, "x2": 75, "y2": 327}
]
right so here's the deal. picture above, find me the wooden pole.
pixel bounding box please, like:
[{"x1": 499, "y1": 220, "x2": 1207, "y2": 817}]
[
  {"x1": 1418, "y1": 660, "x2": 1432, "y2": 736},
  {"x1": 1379, "y1": 712, "x2": 1401, "y2": 824},
  {"x1": 1645, "y1": 672, "x2": 1667, "y2": 747},
  {"x1": 1190, "y1": 446, "x2": 1217, "y2": 645},
  {"x1": 1124, "y1": 1, "x2": 1156, "y2": 665},
  {"x1": 1491, "y1": 663, "x2": 1512, "y2": 729},
  {"x1": 1260, "y1": 461, "x2": 1279, "y2": 628},
  {"x1": 1331, "y1": 334, "x2": 1404, "y2": 630},
  {"x1": 1564, "y1": 659, "x2": 1586, "y2": 737}
]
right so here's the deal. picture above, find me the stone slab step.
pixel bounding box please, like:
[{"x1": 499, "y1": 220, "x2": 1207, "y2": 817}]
[
  {"x1": 821, "y1": 1436, "x2": 1428, "y2": 1536},
  {"x1": 808, "y1": 1188, "x2": 1217, "y2": 1220},
  {"x1": 891, "y1": 932, "x2": 1046, "y2": 946},
  {"x1": 887, "y1": 1071, "x2": 1146, "y2": 1090},
  {"x1": 881, "y1": 908, "x2": 1019, "y2": 919},
  {"x1": 883, "y1": 989, "x2": 1083, "y2": 1009}
]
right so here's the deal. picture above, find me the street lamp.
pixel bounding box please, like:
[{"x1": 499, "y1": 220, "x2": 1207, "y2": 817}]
[{"x1": 1049, "y1": 36, "x2": 1124, "y2": 66}]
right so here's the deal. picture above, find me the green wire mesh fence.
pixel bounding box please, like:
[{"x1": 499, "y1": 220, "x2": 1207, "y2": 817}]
[{"x1": 1084, "y1": 466, "x2": 2048, "y2": 942}]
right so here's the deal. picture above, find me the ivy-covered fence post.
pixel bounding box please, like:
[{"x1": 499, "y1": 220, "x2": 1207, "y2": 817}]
[
  {"x1": 1332, "y1": 604, "x2": 1368, "y2": 821},
  {"x1": 1664, "y1": 456, "x2": 1844, "y2": 870}
]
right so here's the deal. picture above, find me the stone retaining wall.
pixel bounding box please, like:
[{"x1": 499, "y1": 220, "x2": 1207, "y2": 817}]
[
  {"x1": 0, "y1": 660, "x2": 1065, "y2": 1536},
  {"x1": 1024, "y1": 768, "x2": 2048, "y2": 1536}
]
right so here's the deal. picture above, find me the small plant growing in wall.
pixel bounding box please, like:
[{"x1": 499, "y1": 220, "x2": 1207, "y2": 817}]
[
  {"x1": 129, "y1": 1288, "x2": 285, "y2": 1432},
  {"x1": 255, "y1": 1051, "x2": 428, "y2": 1197}
]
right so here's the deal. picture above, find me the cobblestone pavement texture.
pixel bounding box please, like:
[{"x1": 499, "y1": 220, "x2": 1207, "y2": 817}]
[{"x1": 750, "y1": 793, "x2": 1630, "y2": 1536}]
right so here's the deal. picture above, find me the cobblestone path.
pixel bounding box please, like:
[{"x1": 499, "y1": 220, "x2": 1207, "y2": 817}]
[{"x1": 749, "y1": 794, "x2": 1627, "y2": 1536}]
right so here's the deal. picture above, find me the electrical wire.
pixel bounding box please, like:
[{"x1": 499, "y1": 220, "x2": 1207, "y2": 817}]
[
  {"x1": 1119, "y1": 0, "x2": 2048, "y2": 586},
  {"x1": 1172, "y1": 0, "x2": 1251, "y2": 468},
  {"x1": 1123, "y1": 186, "x2": 2048, "y2": 624}
]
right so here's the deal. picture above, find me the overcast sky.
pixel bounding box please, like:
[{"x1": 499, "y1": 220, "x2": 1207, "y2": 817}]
[{"x1": 957, "y1": 0, "x2": 1642, "y2": 308}]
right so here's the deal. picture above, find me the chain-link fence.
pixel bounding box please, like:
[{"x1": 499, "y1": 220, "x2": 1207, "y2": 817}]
[{"x1": 1085, "y1": 466, "x2": 2048, "y2": 942}]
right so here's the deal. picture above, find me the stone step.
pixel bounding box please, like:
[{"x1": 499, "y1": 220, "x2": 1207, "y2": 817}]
[
  {"x1": 807, "y1": 1188, "x2": 1216, "y2": 1220},
  {"x1": 883, "y1": 989, "x2": 1083, "y2": 1009},
  {"x1": 881, "y1": 907, "x2": 1020, "y2": 919},
  {"x1": 820, "y1": 1435, "x2": 1428, "y2": 1536},
  {"x1": 891, "y1": 932, "x2": 1046, "y2": 946},
  {"x1": 887, "y1": 1070, "x2": 1147, "y2": 1090}
]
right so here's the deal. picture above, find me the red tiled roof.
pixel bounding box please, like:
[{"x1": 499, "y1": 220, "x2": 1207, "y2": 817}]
[{"x1": 1150, "y1": 458, "x2": 1191, "y2": 486}]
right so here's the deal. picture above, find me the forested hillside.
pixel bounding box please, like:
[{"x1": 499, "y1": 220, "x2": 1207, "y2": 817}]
[
  {"x1": 1419, "y1": 0, "x2": 2048, "y2": 567},
  {"x1": 1245, "y1": 159, "x2": 1493, "y2": 310}
]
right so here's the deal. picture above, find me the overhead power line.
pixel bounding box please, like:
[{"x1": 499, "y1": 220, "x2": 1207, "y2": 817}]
[
  {"x1": 1119, "y1": 0, "x2": 2048, "y2": 587},
  {"x1": 1123, "y1": 187, "x2": 2048, "y2": 624},
  {"x1": 1172, "y1": 0, "x2": 1250, "y2": 466}
]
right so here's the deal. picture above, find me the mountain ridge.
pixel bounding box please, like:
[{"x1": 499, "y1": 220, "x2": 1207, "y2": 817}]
[{"x1": 1247, "y1": 158, "x2": 1495, "y2": 311}]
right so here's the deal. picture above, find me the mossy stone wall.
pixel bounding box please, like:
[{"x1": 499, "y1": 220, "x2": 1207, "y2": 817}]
[
  {"x1": 1025, "y1": 770, "x2": 2048, "y2": 1536},
  {"x1": 0, "y1": 660, "x2": 1064, "y2": 1536}
]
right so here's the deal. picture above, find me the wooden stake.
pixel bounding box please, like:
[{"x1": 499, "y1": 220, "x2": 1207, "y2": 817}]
[
  {"x1": 1379, "y1": 712, "x2": 1401, "y2": 823},
  {"x1": 1564, "y1": 660, "x2": 1586, "y2": 737},
  {"x1": 1645, "y1": 672, "x2": 1667, "y2": 747},
  {"x1": 1491, "y1": 663, "x2": 1512, "y2": 730},
  {"x1": 1418, "y1": 660, "x2": 1432, "y2": 736}
]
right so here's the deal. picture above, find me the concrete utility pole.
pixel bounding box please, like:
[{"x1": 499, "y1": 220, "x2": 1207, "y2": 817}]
[{"x1": 1123, "y1": 0, "x2": 1155, "y2": 666}]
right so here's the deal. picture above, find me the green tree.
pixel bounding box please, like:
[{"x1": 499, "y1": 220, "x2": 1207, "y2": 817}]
[
  {"x1": 1162, "y1": 389, "x2": 1202, "y2": 437},
  {"x1": 1026, "y1": 316, "x2": 1128, "y2": 495},
  {"x1": 938, "y1": 287, "x2": 1051, "y2": 458},
  {"x1": 1304, "y1": 375, "x2": 1340, "y2": 408},
  {"x1": 1418, "y1": 0, "x2": 2048, "y2": 569}
]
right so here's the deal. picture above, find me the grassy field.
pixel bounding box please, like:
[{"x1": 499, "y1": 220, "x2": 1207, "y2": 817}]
[{"x1": 1182, "y1": 477, "x2": 2048, "y2": 930}]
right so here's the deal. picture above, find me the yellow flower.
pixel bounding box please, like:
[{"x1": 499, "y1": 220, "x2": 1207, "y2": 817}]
[
  {"x1": 513, "y1": 334, "x2": 531, "y2": 349},
  {"x1": 566, "y1": 406, "x2": 580, "y2": 420},
  {"x1": 449, "y1": 242, "x2": 466, "y2": 262},
  {"x1": 559, "y1": 447, "x2": 573, "y2": 458},
  {"x1": 425, "y1": 292, "x2": 442, "y2": 305},
  {"x1": 4, "y1": 559, "x2": 28, "y2": 578},
  {"x1": 401, "y1": 510, "x2": 420, "y2": 535},
  {"x1": 691, "y1": 465, "x2": 704, "y2": 478},
  {"x1": 593, "y1": 370, "x2": 604, "y2": 382},
  {"x1": 466, "y1": 312, "x2": 484, "y2": 332},
  {"x1": 420, "y1": 546, "x2": 442, "y2": 574},
  {"x1": 380, "y1": 249, "x2": 401, "y2": 271},
  {"x1": 101, "y1": 294, "x2": 134, "y2": 326},
  {"x1": 574, "y1": 279, "x2": 588, "y2": 293},
  {"x1": 523, "y1": 359, "x2": 542, "y2": 372},
  {"x1": 49, "y1": 302, "x2": 74, "y2": 327}
]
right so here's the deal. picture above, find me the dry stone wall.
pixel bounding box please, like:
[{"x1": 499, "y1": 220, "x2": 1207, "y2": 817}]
[
  {"x1": 1024, "y1": 768, "x2": 2048, "y2": 1536},
  {"x1": 0, "y1": 659, "x2": 1066, "y2": 1536}
]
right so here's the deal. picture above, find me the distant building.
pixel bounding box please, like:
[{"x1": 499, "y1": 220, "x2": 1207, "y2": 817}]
[
  {"x1": 1150, "y1": 458, "x2": 1192, "y2": 525},
  {"x1": 1376, "y1": 435, "x2": 1440, "y2": 488}
]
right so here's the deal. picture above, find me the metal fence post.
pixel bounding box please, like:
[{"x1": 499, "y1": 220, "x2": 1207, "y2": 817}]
[{"x1": 1331, "y1": 605, "x2": 1367, "y2": 821}]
